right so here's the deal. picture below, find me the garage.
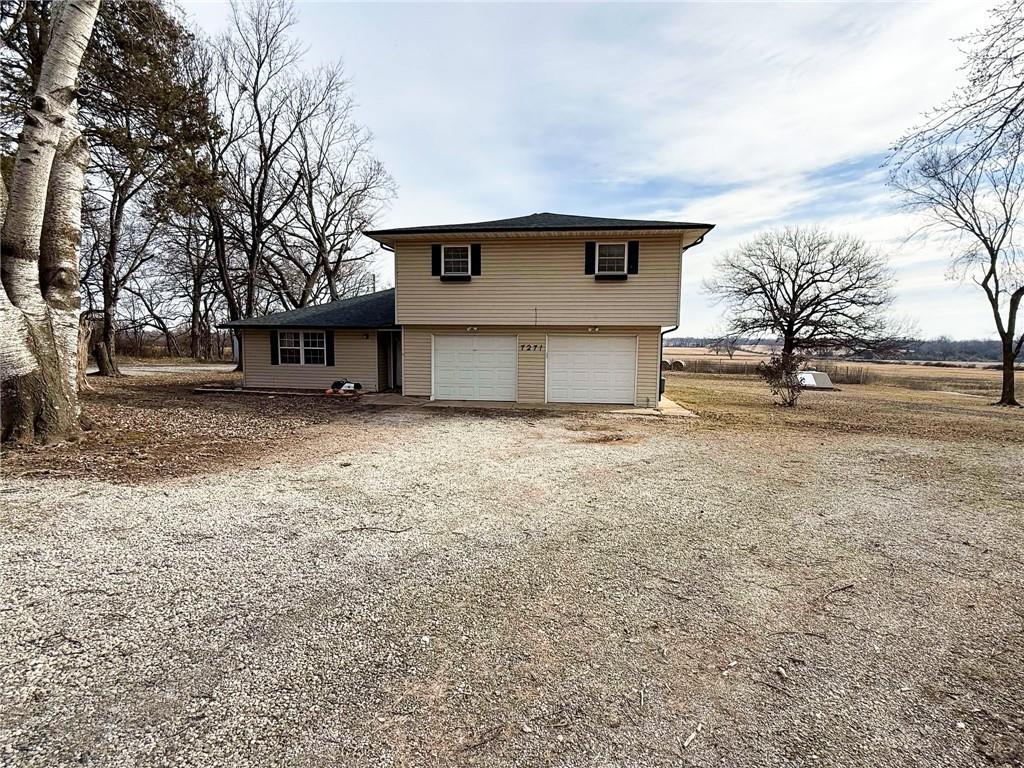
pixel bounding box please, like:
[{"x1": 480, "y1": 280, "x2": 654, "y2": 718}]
[
  {"x1": 546, "y1": 335, "x2": 637, "y2": 404},
  {"x1": 432, "y1": 335, "x2": 517, "y2": 401}
]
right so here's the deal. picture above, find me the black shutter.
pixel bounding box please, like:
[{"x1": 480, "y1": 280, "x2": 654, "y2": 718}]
[
  {"x1": 584, "y1": 241, "x2": 596, "y2": 275},
  {"x1": 270, "y1": 329, "x2": 279, "y2": 365},
  {"x1": 431, "y1": 244, "x2": 441, "y2": 276},
  {"x1": 627, "y1": 240, "x2": 639, "y2": 274},
  {"x1": 325, "y1": 330, "x2": 335, "y2": 366},
  {"x1": 471, "y1": 243, "x2": 481, "y2": 276}
]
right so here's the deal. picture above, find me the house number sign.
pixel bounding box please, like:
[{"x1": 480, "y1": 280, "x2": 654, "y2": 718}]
[{"x1": 519, "y1": 343, "x2": 545, "y2": 352}]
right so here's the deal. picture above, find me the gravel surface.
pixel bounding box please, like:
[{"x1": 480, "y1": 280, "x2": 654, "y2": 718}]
[{"x1": 2, "y1": 396, "x2": 1023, "y2": 767}]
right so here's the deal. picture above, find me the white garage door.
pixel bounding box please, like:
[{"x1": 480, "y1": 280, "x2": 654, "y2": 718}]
[
  {"x1": 547, "y1": 335, "x2": 637, "y2": 404},
  {"x1": 433, "y1": 335, "x2": 517, "y2": 401}
]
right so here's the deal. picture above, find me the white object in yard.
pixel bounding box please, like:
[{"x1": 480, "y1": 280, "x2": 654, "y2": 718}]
[{"x1": 798, "y1": 370, "x2": 834, "y2": 390}]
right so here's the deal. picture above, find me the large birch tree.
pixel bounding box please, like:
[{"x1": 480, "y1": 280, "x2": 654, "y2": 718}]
[{"x1": 0, "y1": 0, "x2": 99, "y2": 443}]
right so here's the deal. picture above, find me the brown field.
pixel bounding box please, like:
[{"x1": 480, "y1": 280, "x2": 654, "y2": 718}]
[
  {"x1": 663, "y1": 347, "x2": 1022, "y2": 398},
  {"x1": 663, "y1": 371, "x2": 1024, "y2": 443}
]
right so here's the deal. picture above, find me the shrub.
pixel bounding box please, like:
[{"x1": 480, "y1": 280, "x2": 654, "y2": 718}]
[{"x1": 757, "y1": 353, "x2": 805, "y2": 407}]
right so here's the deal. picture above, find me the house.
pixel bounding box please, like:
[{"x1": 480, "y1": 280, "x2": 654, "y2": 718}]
[{"x1": 222, "y1": 212, "x2": 714, "y2": 406}]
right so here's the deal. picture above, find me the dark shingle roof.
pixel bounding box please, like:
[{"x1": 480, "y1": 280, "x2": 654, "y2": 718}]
[
  {"x1": 365, "y1": 212, "x2": 714, "y2": 239},
  {"x1": 220, "y1": 289, "x2": 396, "y2": 329}
]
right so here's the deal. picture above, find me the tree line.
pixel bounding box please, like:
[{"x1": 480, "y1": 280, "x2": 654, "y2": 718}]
[
  {"x1": 1, "y1": 0, "x2": 393, "y2": 387},
  {"x1": 668, "y1": 336, "x2": 1013, "y2": 363}
]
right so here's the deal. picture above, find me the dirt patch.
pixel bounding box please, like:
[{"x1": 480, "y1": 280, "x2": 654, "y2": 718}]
[
  {"x1": 563, "y1": 422, "x2": 618, "y2": 432},
  {"x1": 564, "y1": 419, "x2": 647, "y2": 445},
  {"x1": 573, "y1": 431, "x2": 645, "y2": 445},
  {"x1": 1, "y1": 371, "x2": 382, "y2": 483}
]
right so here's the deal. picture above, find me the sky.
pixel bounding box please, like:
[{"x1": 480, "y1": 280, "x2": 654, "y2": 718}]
[{"x1": 184, "y1": 0, "x2": 995, "y2": 340}]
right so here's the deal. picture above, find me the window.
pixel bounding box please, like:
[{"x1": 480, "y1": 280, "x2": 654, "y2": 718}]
[
  {"x1": 442, "y1": 245, "x2": 470, "y2": 276},
  {"x1": 278, "y1": 330, "x2": 325, "y2": 365},
  {"x1": 302, "y1": 331, "x2": 325, "y2": 365},
  {"x1": 279, "y1": 331, "x2": 301, "y2": 364},
  {"x1": 596, "y1": 243, "x2": 626, "y2": 274}
]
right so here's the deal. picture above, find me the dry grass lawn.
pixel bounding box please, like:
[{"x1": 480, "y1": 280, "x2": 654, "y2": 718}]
[
  {"x1": 1, "y1": 368, "x2": 1022, "y2": 767},
  {"x1": 664, "y1": 372, "x2": 1024, "y2": 443},
  {"x1": 664, "y1": 347, "x2": 1023, "y2": 398}
]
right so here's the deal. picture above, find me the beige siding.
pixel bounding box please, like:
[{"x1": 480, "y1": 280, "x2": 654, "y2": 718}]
[
  {"x1": 517, "y1": 331, "x2": 546, "y2": 403},
  {"x1": 394, "y1": 236, "x2": 685, "y2": 326},
  {"x1": 242, "y1": 329, "x2": 379, "y2": 391},
  {"x1": 402, "y1": 325, "x2": 663, "y2": 407},
  {"x1": 636, "y1": 329, "x2": 660, "y2": 408}
]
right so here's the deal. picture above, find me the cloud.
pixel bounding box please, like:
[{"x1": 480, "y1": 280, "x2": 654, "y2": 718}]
[{"x1": 181, "y1": 0, "x2": 1000, "y2": 339}]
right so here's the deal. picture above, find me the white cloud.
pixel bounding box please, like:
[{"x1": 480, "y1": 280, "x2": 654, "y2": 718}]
[{"x1": 181, "y1": 0, "x2": 1002, "y2": 339}]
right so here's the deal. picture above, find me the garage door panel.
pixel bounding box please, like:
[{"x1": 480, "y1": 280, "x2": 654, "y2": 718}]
[
  {"x1": 433, "y1": 335, "x2": 517, "y2": 401},
  {"x1": 547, "y1": 335, "x2": 636, "y2": 404}
]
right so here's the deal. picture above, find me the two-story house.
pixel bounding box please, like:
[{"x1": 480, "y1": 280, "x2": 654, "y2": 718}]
[{"x1": 223, "y1": 213, "x2": 713, "y2": 407}]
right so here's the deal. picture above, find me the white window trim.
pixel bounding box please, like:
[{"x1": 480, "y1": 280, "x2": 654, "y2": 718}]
[
  {"x1": 441, "y1": 244, "x2": 471, "y2": 276},
  {"x1": 595, "y1": 242, "x2": 627, "y2": 275},
  {"x1": 279, "y1": 330, "x2": 326, "y2": 366}
]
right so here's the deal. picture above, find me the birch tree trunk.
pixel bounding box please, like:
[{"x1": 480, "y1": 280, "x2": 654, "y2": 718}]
[{"x1": 0, "y1": 0, "x2": 100, "y2": 444}]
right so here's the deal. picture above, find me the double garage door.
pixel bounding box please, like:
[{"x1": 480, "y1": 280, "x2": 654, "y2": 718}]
[{"x1": 432, "y1": 334, "x2": 636, "y2": 404}]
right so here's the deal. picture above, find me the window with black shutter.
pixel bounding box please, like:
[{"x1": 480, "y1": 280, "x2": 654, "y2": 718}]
[{"x1": 435, "y1": 244, "x2": 479, "y2": 281}]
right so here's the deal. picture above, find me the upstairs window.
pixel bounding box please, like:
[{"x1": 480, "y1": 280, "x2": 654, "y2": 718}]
[
  {"x1": 596, "y1": 243, "x2": 627, "y2": 274},
  {"x1": 442, "y1": 245, "x2": 470, "y2": 276}
]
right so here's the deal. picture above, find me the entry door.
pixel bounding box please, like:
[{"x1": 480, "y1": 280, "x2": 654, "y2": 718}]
[
  {"x1": 546, "y1": 335, "x2": 637, "y2": 404},
  {"x1": 432, "y1": 335, "x2": 517, "y2": 401}
]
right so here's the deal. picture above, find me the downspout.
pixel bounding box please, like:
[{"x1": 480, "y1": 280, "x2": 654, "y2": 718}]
[
  {"x1": 659, "y1": 323, "x2": 678, "y2": 398},
  {"x1": 660, "y1": 233, "x2": 709, "y2": 399}
]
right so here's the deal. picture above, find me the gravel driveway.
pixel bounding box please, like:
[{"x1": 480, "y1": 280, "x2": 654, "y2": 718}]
[{"x1": 2, "y1": 405, "x2": 1022, "y2": 767}]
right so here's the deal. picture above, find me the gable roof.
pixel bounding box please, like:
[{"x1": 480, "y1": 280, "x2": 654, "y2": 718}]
[
  {"x1": 364, "y1": 212, "x2": 714, "y2": 240},
  {"x1": 220, "y1": 289, "x2": 396, "y2": 329}
]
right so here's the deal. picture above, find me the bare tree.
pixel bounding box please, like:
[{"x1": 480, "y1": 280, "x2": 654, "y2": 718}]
[
  {"x1": 263, "y1": 97, "x2": 394, "y2": 308},
  {"x1": 889, "y1": 0, "x2": 1024, "y2": 407},
  {"x1": 891, "y1": 134, "x2": 1024, "y2": 406},
  {"x1": 183, "y1": 0, "x2": 393, "y2": 371},
  {"x1": 704, "y1": 227, "x2": 903, "y2": 360},
  {"x1": 213, "y1": 0, "x2": 344, "y2": 319},
  {"x1": 82, "y1": 2, "x2": 213, "y2": 374},
  {"x1": 893, "y1": 0, "x2": 1024, "y2": 170},
  {"x1": 122, "y1": 281, "x2": 184, "y2": 356},
  {"x1": 161, "y1": 210, "x2": 223, "y2": 359},
  {"x1": 708, "y1": 335, "x2": 740, "y2": 359},
  {"x1": 1, "y1": 0, "x2": 99, "y2": 443}
]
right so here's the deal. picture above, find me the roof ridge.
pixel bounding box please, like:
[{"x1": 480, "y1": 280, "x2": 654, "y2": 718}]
[{"x1": 366, "y1": 212, "x2": 714, "y2": 239}]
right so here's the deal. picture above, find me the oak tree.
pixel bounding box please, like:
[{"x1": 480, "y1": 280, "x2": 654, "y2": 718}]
[{"x1": 704, "y1": 227, "x2": 902, "y2": 358}]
